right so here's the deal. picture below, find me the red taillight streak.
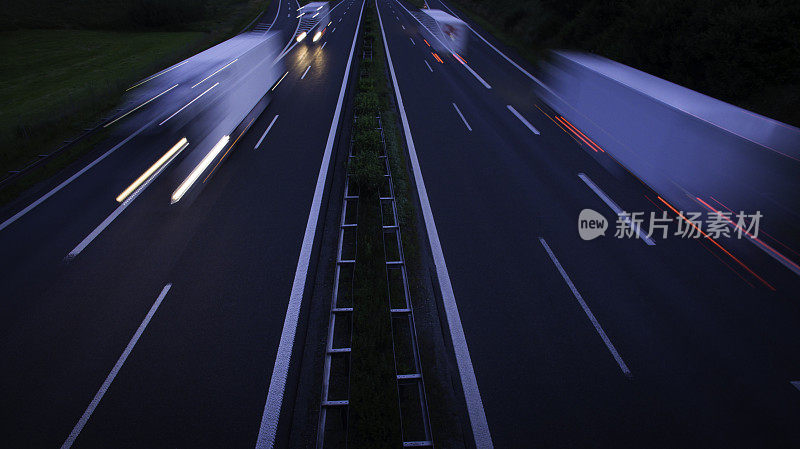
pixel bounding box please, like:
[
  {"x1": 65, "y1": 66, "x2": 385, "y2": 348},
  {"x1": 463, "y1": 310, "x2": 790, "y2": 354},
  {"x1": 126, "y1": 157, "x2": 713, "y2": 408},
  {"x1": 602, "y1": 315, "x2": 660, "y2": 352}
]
[
  {"x1": 557, "y1": 116, "x2": 604, "y2": 153},
  {"x1": 643, "y1": 194, "x2": 665, "y2": 212},
  {"x1": 697, "y1": 236, "x2": 756, "y2": 288},
  {"x1": 658, "y1": 196, "x2": 775, "y2": 290},
  {"x1": 555, "y1": 116, "x2": 598, "y2": 152},
  {"x1": 561, "y1": 116, "x2": 605, "y2": 153},
  {"x1": 696, "y1": 197, "x2": 800, "y2": 273},
  {"x1": 204, "y1": 118, "x2": 255, "y2": 183},
  {"x1": 710, "y1": 195, "x2": 800, "y2": 259}
]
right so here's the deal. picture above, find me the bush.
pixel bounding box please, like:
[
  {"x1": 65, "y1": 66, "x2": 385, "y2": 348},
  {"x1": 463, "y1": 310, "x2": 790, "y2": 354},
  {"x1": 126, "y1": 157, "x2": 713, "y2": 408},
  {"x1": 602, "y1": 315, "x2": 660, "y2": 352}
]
[
  {"x1": 353, "y1": 114, "x2": 377, "y2": 133},
  {"x1": 127, "y1": 0, "x2": 207, "y2": 28},
  {"x1": 354, "y1": 92, "x2": 379, "y2": 116},
  {"x1": 357, "y1": 75, "x2": 374, "y2": 92},
  {"x1": 353, "y1": 128, "x2": 381, "y2": 155},
  {"x1": 453, "y1": 0, "x2": 800, "y2": 126},
  {"x1": 349, "y1": 150, "x2": 383, "y2": 192}
]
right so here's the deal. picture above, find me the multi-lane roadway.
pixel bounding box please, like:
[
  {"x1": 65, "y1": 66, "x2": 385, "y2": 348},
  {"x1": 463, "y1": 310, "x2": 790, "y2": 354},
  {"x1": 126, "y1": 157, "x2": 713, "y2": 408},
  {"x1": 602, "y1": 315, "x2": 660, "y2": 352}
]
[
  {"x1": 2, "y1": 0, "x2": 800, "y2": 447},
  {"x1": 0, "y1": 0, "x2": 366, "y2": 447},
  {"x1": 375, "y1": 0, "x2": 800, "y2": 447}
]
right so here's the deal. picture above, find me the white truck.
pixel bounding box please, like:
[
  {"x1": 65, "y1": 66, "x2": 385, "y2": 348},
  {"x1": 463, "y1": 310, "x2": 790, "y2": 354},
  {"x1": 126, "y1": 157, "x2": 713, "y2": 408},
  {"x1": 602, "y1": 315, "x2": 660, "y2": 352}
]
[
  {"x1": 420, "y1": 9, "x2": 468, "y2": 55},
  {"x1": 296, "y1": 2, "x2": 330, "y2": 43}
]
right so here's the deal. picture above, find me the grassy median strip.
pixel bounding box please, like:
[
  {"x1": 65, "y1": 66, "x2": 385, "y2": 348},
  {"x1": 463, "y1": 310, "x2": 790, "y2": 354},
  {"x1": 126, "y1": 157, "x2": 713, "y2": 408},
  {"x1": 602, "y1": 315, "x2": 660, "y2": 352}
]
[
  {"x1": 0, "y1": 0, "x2": 269, "y2": 204},
  {"x1": 347, "y1": 4, "x2": 404, "y2": 447},
  {"x1": 349, "y1": 1, "x2": 463, "y2": 445}
]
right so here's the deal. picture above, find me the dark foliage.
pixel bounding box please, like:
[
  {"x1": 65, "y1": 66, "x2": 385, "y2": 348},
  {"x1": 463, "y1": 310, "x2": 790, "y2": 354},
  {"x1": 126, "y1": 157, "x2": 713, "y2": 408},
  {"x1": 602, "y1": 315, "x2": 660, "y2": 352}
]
[{"x1": 454, "y1": 0, "x2": 800, "y2": 126}]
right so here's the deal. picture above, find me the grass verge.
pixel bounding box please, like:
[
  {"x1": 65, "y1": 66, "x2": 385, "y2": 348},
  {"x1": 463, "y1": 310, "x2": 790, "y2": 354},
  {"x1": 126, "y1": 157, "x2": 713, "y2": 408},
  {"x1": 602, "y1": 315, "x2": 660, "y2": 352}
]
[{"x1": 0, "y1": 0, "x2": 269, "y2": 205}]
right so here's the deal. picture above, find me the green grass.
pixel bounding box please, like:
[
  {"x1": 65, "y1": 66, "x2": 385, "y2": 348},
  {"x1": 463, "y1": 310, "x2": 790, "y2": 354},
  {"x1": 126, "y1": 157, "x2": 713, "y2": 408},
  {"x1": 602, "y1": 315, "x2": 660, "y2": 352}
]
[
  {"x1": 348, "y1": 3, "x2": 463, "y2": 446},
  {"x1": 346, "y1": 6, "x2": 403, "y2": 449},
  {"x1": 0, "y1": 29, "x2": 203, "y2": 170},
  {"x1": 0, "y1": 0, "x2": 268, "y2": 203}
]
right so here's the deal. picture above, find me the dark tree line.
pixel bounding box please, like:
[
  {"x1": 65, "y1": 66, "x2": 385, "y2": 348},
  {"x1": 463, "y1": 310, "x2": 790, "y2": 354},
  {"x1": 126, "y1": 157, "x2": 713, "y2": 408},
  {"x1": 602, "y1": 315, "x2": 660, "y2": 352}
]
[{"x1": 458, "y1": 0, "x2": 800, "y2": 126}]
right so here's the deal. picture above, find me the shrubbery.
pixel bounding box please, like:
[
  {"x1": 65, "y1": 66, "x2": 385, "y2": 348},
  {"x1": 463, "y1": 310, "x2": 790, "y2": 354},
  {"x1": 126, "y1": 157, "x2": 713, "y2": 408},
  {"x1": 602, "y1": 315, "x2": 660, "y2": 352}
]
[
  {"x1": 453, "y1": 0, "x2": 800, "y2": 126},
  {"x1": 2, "y1": 0, "x2": 251, "y2": 30}
]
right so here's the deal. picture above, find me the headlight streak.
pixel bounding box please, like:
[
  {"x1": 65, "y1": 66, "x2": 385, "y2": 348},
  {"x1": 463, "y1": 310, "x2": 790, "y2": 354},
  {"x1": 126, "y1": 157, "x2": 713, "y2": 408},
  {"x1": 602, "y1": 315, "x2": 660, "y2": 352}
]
[
  {"x1": 202, "y1": 118, "x2": 255, "y2": 184},
  {"x1": 116, "y1": 138, "x2": 188, "y2": 203},
  {"x1": 170, "y1": 135, "x2": 229, "y2": 204},
  {"x1": 191, "y1": 59, "x2": 238, "y2": 88},
  {"x1": 296, "y1": 31, "x2": 307, "y2": 42},
  {"x1": 104, "y1": 84, "x2": 178, "y2": 128},
  {"x1": 271, "y1": 71, "x2": 289, "y2": 91},
  {"x1": 313, "y1": 30, "x2": 323, "y2": 42}
]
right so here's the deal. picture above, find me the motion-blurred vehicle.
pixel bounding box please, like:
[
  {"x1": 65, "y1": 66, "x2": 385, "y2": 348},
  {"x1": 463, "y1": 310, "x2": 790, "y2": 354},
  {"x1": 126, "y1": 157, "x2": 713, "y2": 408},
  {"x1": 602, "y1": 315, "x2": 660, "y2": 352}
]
[
  {"x1": 420, "y1": 9, "x2": 467, "y2": 54},
  {"x1": 296, "y1": 1, "x2": 330, "y2": 43}
]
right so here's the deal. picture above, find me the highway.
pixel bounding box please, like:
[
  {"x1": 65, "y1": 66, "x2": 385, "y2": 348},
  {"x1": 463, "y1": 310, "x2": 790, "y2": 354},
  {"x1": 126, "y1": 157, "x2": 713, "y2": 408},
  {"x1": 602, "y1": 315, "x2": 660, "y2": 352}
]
[
  {"x1": 0, "y1": 0, "x2": 366, "y2": 447},
  {"x1": 375, "y1": 0, "x2": 800, "y2": 447},
  {"x1": 2, "y1": 0, "x2": 800, "y2": 447}
]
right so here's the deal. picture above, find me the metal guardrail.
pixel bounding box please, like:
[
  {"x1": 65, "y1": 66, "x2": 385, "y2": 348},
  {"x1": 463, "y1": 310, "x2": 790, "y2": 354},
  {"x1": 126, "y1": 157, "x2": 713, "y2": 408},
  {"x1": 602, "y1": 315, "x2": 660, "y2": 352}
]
[
  {"x1": 316, "y1": 34, "x2": 433, "y2": 447},
  {"x1": 376, "y1": 111, "x2": 433, "y2": 447},
  {"x1": 316, "y1": 37, "x2": 373, "y2": 449},
  {"x1": 315, "y1": 142, "x2": 357, "y2": 447}
]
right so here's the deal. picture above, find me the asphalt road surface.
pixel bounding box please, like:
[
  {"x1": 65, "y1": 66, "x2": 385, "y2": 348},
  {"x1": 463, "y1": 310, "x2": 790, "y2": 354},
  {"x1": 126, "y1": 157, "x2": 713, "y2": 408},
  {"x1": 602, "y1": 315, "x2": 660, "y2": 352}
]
[
  {"x1": 2, "y1": 0, "x2": 800, "y2": 448},
  {"x1": 376, "y1": 0, "x2": 800, "y2": 447},
  {"x1": 0, "y1": 0, "x2": 366, "y2": 447}
]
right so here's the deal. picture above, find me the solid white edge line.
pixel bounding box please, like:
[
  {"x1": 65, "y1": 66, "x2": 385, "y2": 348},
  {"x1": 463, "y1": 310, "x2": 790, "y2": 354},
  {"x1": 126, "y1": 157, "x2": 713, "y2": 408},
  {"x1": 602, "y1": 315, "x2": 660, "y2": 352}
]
[
  {"x1": 66, "y1": 140, "x2": 188, "y2": 259},
  {"x1": 539, "y1": 237, "x2": 633, "y2": 377},
  {"x1": 254, "y1": 1, "x2": 365, "y2": 448},
  {"x1": 506, "y1": 105, "x2": 540, "y2": 135},
  {"x1": 104, "y1": 84, "x2": 178, "y2": 128},
  {"x1": 391, "y1": 0, "x2": 490, "y2": 89},
  {"x1": 159, "y1": 82, "x2": 219, "y2": 126},
  {"x1": 192, "y1": 59, "x2": 237, "y2": 88},
  {"x1": 0, "y1": 119, "x2": 155, "y2": 233},
  {"x1": 577, "y1": 172, "x2": 655, "y2": 246},
  {"x1": 126, "y1": 60, "x2": 189, "y2": 91},
  {"x1": 437, "y1": 0, "x2": 545, "y2": 87},
  {"x1": 459, "y1": 59, "x2": 492, "y2": 89},
  {"x1": 265, "y1": 0, "x2": 282, "y2": 32},
  {"x1": 255, "y1": 115, "x2": 280, "y2": 149},
  {"x1": 377, "y1": 2, "x2": 493, "y2": 447},
  {"x1": 60, "y1": 284, "x2": 172, "y2": 449},
  {"x1": 301, "y1": 65, "x2": 312, "y2": 79},
  {"x1": 452, "y1": 102, "x2": 472, "y2": 131}
]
